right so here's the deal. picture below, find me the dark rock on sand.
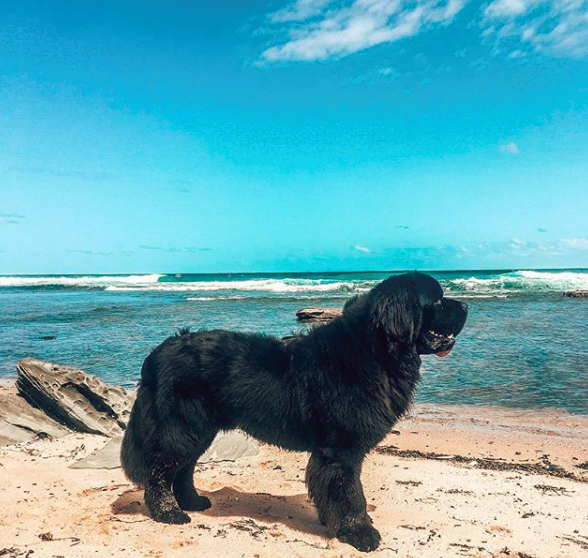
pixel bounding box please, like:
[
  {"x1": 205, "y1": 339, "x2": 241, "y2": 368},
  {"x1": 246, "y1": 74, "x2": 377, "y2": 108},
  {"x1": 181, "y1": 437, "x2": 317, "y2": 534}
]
[
  {"x1": 16, "y1": 358, "x2": 133, "y2": 437},
  {"x1": 2, "y1": 358, "x2": 259, "y2": 468},
  {"x1": 563, "y1": 291, "x2": 588, "y2": 298},
  {"x1": 296, "y1": 307, "x2": 342, "y2": 322}
]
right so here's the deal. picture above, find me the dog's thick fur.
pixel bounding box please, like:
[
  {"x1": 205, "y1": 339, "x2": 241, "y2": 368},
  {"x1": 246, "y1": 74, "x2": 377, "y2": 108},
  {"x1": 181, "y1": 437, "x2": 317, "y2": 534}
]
[{"x1": 121, "y1": 272, "x2": 467, "y2": 552}]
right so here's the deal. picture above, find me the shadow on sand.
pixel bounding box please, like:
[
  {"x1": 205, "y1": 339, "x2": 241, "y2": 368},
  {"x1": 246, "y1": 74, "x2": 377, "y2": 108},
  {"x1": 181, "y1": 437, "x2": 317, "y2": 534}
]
[{"x1": 111, "y1": 486, "x2": 328, "y2": 538}]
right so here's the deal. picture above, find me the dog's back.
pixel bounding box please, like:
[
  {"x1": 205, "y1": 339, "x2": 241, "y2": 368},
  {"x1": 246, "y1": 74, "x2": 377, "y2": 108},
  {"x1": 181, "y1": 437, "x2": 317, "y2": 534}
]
[{"x1": 120, "y1": 329, "x2": 306, "y2": 485}]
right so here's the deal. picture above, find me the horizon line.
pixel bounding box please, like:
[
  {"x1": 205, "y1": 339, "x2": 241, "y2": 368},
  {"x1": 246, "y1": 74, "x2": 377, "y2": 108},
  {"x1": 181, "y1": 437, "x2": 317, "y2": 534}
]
[{"x1": 1, "y1": 266, "x2": 588, "y2": 277}]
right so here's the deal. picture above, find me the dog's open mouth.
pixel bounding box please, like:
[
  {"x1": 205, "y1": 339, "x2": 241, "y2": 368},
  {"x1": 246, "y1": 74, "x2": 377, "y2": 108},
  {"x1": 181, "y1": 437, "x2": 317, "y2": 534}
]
[
  {"x1": 417, "y1": 330, "x2": 456, "y2": 357},
  {"x1": 434, "y1": 345, "x2": 454, "y2": 358}
]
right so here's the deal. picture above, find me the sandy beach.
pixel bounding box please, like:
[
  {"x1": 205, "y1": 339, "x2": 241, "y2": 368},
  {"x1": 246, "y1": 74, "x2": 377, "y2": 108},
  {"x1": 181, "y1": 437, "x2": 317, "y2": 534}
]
[{"x1": 1, "y1": 384, "x2": 587, "y2": 558}]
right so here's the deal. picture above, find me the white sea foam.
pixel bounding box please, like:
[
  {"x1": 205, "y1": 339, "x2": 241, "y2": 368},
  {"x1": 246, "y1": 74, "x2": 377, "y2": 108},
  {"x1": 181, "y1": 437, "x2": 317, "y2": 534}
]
[
  {"x1": 0, "y1": 274, "x2": 163, "y2": 288},
  {"x1": 106, "y1": 278, "x2": 375, "y2": 294},
  {"x1": 517, "y1": 270, "x2": 588, "y2": 289},
  {"x1": 455, "y1": 294, "x2": 509, "y2": 299},
  {"x1": 3, "y1": 270, "x2": 586, "y2": 296},
  {"x1": 186, "y1": 296, "x2": 250, "y2": 301},
  {"x1": 444, "y1": 270, "x2": 588, "y2": 295}
]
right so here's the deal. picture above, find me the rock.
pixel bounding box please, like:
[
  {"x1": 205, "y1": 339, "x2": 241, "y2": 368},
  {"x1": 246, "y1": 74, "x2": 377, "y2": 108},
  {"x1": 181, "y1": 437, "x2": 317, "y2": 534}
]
[
  {"x1": 70, "y1": 431, "x2": 259, "y2": 470},
  {"x1": 69, "y1": 435, "x2": 125, "y2": 469},
  {"x1": 199, "y1": 430, "x2": 259, "y2": 464},
  {"x1": 563, "y1": 291, "x2": 588, "y2": 298},
  {"x1": 16, "y1": 358, "x2": 133, "y2": 437},
  {"x1": 6, "y1": 359, "x2": 260, "y2": 468},
  {"x1": 0, "y1": 390, "x2": 71, "y2": 446},
  {"x1": 296, "y1": 307, "x2": 342, "y2": 322}
]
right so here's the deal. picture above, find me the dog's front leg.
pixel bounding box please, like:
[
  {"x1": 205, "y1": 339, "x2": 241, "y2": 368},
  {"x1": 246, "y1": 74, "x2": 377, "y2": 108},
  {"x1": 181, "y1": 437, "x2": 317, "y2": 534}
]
[{"x1": 306, "y1": 448, "x2": 381, "y2": 552}]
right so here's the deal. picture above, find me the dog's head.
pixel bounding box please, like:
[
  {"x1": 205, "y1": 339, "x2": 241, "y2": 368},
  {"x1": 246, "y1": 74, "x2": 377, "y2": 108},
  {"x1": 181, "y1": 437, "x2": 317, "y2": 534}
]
[{"x1": 363, "y1": 272, "x2": 467, "y2": 357}]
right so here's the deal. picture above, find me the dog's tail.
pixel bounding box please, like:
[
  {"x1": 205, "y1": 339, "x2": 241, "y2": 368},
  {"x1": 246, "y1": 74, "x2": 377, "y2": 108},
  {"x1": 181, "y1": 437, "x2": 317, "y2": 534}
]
[{"x1": 120, "y1": 378, "x2": 157, "y2": 488}]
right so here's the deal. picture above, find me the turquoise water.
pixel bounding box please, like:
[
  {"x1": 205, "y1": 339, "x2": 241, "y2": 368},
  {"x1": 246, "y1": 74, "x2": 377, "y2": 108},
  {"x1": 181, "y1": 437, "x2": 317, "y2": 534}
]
[{"x1": 1, "y1": 269, "x2": 587, "y2": 415}]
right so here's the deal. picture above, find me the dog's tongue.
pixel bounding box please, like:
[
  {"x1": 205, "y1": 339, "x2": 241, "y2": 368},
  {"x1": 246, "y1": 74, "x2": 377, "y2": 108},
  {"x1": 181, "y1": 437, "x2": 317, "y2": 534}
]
[{"x1": 435, "y1": 347, "x2": 453, "y2": 358}]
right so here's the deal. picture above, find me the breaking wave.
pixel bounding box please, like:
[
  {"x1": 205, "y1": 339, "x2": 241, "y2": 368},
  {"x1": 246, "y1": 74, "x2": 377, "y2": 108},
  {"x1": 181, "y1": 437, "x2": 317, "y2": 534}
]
[
  {"x1": 444, "y1": 270, "x2": 588, "y2": 297},
  {"x1": 1, "y1": 269, "x2": 586, "y2": 298},
  {"x1": 0, "y1": 274, "x2": 163, "y2": 289}
]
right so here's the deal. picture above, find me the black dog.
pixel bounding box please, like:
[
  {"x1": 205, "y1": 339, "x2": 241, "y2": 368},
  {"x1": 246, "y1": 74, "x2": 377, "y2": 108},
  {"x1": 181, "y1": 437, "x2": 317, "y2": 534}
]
[{"x1": 121, "y1": 272, "x2": 467, "y2": 552}]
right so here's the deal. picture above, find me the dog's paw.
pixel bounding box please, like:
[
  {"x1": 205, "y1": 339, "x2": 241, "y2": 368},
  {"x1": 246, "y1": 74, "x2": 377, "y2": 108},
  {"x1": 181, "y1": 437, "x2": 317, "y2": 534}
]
[
  {"x1": 176, "y1": 494, "x2": 212, "y2": 512},
  {"x1": 145, "y1": 489, "x2": 192, "y2": 524},
  {"x1": 336, "y1": 521, "x2": 381, "y2": 552},
  {"x1": 154, "y1": 507, "x2": 192, "y2": 525}
]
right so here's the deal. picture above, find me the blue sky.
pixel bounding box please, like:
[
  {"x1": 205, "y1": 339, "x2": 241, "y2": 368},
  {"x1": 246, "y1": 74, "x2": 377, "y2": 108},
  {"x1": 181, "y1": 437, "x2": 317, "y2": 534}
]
[{"x1": 1, "y1": 0, "x2": 588, "y2": 273}]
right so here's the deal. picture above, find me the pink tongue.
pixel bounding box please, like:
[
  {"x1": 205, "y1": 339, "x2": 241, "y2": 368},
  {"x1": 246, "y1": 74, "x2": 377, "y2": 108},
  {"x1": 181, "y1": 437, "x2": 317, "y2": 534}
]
[{"x1": 435, "y1": 347, "x2": 453, "y2": 358}]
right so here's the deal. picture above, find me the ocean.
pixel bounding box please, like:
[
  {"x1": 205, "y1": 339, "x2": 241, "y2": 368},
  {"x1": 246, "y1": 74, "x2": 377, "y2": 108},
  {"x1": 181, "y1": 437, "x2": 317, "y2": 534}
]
[{"x1": 1, "y1": 269, "x2": 587, "y2": 415}]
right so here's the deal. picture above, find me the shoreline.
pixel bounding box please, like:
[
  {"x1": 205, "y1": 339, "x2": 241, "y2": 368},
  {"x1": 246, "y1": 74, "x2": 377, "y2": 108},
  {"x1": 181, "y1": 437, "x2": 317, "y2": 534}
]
[
  {"x1": 4, "y1": 377, "x2": 588, "y2": 425},
  {"x1": 3, "y1": 376, "x2": 588, "y2": 419}
]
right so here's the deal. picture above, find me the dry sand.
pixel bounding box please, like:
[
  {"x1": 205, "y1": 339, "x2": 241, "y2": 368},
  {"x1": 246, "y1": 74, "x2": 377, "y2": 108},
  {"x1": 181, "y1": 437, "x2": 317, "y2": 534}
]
[{"x1": 1, "y1": 400, "x2": 588, "y2": 558}]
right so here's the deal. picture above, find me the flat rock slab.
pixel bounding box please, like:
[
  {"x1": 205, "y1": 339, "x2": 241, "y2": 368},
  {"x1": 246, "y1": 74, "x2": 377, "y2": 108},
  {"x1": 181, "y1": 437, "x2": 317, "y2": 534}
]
[
  {"x1": 296, "y1": 307, "x2": 342, "y2": 322},
  {"x1": 16, "y1": 358, "x2": 133, "y2": 437},
  {"x1": 0, "y1": 391, "x2": 71, "y2": 446},
  {"x1": 70, "y1": 431, "x2": 260, "y2": 470},
  {"x1": 199, "y1": 431, "x2": 260, "y2": 464},
  {"x1": 69, "y1": 434, "x2": 125, "y2": 469}
]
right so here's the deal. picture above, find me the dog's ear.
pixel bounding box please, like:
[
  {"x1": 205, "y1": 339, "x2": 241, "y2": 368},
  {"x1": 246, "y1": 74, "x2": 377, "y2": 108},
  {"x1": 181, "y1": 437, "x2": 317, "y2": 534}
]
[{"x1": 367, "y1": 275, "x2": 422, "y2": 347}]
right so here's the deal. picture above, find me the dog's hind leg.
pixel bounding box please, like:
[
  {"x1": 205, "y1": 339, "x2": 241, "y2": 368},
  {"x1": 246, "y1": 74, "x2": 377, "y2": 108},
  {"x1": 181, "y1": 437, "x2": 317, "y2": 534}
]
[
  {"x1": 144, "y1": 456, "x2": 194, "y2": 524},
  {"x1": 173, "y1": 432, "x2": 217, "y2": 511},
  {"x1": 143, "y1": 398, "x2": 219, "y2": 524},
  {"x1": 306, "y1": 448, "x2": 381, "y2": 552},
  {"x1": 144, "y1": 435, "x2": 216, "y2": 524},
  {"x1": 173, "y1": 458, "x2": 211, "y2": 511}
]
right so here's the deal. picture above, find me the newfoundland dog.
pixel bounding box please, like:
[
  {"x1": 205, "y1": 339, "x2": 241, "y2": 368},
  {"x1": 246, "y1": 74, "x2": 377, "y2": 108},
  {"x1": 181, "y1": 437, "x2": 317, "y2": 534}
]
[{"x1": 121, "y1": 272, "x2": 467, "y2": 552}]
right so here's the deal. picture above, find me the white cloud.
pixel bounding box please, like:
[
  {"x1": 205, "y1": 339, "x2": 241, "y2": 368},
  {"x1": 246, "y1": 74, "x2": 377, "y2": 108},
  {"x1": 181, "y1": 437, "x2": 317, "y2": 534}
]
[
  {"x1": 353, "y1": 244, "x2": 371, "y2": 253},
  {"x1": 485, "y1": 0, "x2": 535, "y2": 18},
  {"x1": 348, "y1": 66, "x2": 402, "y2": 84},
  {"x1": 270, "y1": 0, "x2": 335, "y2": 23},
  {"x1": 378, "y1": 67, "x2": 398, "y2": 76},
  {"x1": 262, "y1": 0, "x2": 466, "y2": 62},
  {"x1": 562, "y1": 237, "x2": 588, "y2": 250},
  {"x1": 500, "y1": 141, "x2": 520, "y2": 154},
  {"x1": 260, "y1": 0, "x2": 588, "y2": 63},
  {"x1": 140, "y1": 245, "x2": 213, "y2": 253},
  {"x1": 482, "y1": 0, "x2": 588, "y2": 58},
  {"x1": 509, "y1": 237, "x2": 539, "y2": 256},
  {"x1": 510, "y1": 237, "x2": 527, "y2": 248},
  {"x1": 0, "y1": 212, "x2": 24, "y2": 225},
  {"x1": 66, "y1": 249, "x2": 115, "y2": 256},
  {"x1": 537, "y1": 242, "x2": 556, "y2": 251}
]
